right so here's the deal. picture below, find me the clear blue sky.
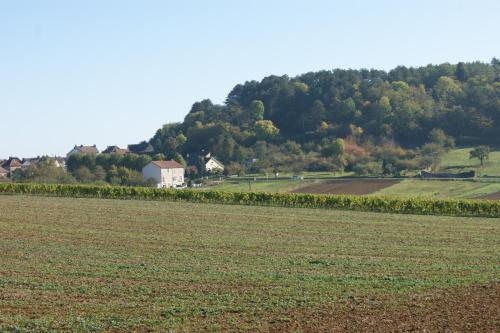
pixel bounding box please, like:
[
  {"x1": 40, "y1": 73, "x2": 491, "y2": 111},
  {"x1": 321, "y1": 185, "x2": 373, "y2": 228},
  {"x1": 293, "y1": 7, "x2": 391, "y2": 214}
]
[{"x1": 1, "y1": 0, "x2": 499, "y2": 158}]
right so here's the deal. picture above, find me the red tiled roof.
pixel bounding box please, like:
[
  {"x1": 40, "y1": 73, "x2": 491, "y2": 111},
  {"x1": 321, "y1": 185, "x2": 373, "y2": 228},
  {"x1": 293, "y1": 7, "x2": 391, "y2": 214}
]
[
  {"x1": 2, "y1": 158, "x2": 22, "y2": 168},
  {"x1": 151, "y1": 160, "x2": 184, "y2": 169},
  {"x1": 77, "y1": 145, "x2": 99, "y2": 154},
  {"x1": 102, "y1": 146, "x2": 128, "y2": 154}
]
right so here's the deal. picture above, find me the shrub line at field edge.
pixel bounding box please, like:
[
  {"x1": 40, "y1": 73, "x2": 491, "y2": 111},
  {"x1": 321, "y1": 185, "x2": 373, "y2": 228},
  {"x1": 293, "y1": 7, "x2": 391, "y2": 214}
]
[{"x1": 0, "y1": 183, "x2": 499, "y2": 218}]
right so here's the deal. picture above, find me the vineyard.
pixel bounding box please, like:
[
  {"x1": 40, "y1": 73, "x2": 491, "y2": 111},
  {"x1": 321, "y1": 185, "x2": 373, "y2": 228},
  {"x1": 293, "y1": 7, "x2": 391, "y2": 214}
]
[{"x1": 0, "y1": 183, "x2": 499, "y2": 217}]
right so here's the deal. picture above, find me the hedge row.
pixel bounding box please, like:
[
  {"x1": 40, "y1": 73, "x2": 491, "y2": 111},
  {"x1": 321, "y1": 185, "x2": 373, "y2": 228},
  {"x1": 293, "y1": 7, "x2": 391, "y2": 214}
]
[{"x1": 0, "y1": 183, "x2": 499, "y2": 218}]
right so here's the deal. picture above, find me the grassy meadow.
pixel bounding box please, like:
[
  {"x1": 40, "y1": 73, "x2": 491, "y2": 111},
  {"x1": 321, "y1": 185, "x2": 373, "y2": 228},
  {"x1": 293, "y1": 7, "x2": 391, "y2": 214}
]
[
  {"x1": 0, "y1": 195, "x2": 498, "y2": 332},
  {"x1": 439, "y1": 147, "x2": 500, "y2": 177},
  {"x1": 373, "y1": 179, "x2": 500, "y2": 199},
  {"x1": 374, "y1": 146, "x2": 500, "y2": 198}
]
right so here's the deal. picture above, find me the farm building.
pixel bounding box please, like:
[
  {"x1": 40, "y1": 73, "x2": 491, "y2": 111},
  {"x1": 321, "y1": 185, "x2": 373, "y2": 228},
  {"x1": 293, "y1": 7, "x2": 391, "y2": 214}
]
[
  {"x1": 205, "y1": 157, "x2": 224, "y2": 172},
  {"x1": 186, "y1": 151, "x2": 224, "y2": 173},
  {"x1": 21, "y1": 157, "x2": 41, "y2": 170},
  {"x1": 142, "y1": 160, "x2": 185, "y2": 188},
  {"x1": 20, "y1": 156, "x2": 66, "y2": 170},
  {"x1": 67, "y1": 145, "x2": 99, "y2": 157},
  {"x1": 1, "y1": 157, "x2": 22, "y2": 176}
]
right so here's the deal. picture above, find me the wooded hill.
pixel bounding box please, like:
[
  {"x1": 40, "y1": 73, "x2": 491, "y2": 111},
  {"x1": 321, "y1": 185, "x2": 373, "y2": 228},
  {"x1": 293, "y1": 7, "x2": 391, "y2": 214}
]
[{"x1": 146, "y1": 59, "x2": 500, "y2": 175}]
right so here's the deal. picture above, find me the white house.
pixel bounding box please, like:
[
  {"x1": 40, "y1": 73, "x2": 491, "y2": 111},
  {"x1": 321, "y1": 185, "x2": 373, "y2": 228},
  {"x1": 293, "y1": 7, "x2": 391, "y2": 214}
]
[
  {"x1": 205, "y1": 157, "x2": 224, "y2": 172},
  {"x1": 142, "y1": 160, "x2": 185, "y2": 188},
  {"x1": 21, "y1": 157, "x2": 42, "y2": 170},
  {"x1": 54, "y1": 157, "x2": 67, "y2": 169}
]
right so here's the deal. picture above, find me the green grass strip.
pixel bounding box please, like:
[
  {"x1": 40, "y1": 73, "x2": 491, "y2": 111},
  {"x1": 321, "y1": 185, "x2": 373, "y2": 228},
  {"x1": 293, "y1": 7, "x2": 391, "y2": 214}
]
[{"x1": 0, "y1": 183, "x2": 499, "y2": 218}]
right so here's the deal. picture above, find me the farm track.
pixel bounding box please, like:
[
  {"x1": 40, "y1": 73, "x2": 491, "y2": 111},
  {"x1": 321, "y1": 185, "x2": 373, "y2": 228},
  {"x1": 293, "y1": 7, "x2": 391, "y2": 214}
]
[{"x1": 292, "y1": 179, "x2": 400, "y2": 195}]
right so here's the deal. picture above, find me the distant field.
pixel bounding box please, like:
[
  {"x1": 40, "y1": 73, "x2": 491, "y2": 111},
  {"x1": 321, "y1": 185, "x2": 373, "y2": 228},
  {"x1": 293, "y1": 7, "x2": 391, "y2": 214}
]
[
  {"x1": 213, "y1": 147, "x2": 500, "y2": 199},
  {"x1": 439, "y1": 147, "x2": 500, "y2": 177},
  {"x1": 374, "y1": 146, "x2": 500, "y2": 199},
  {"x1": 236, "y1": 171, "x2": 354, "y2": 179},
  {"x1": 0, "y1": 196, "x2": 498, "y2": 332},
  {"x1": 204, "y1": 179, "x2": 316, "y2": 192},
  {"x1": 209, "y1": 177, "x2": 500, "y2": 200},
  {"x1": 204, "y1": 147, "x2": 500, "y2": 199},
  {"x1": 292, "y1": 179, "x2": 399, "y2": 195},
  {"x1": 374, "y1": 179, "x2": 500, "y2": 199}
]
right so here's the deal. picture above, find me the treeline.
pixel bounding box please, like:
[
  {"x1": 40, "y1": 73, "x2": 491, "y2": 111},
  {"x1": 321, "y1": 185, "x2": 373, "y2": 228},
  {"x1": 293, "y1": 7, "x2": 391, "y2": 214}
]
[
  {"x1": 1, "y1": 183, "x2": 499, "y2": 218},
  {"x1": 11, "y1": 157, "x2": 75, "y2": 184},
  {"x1": 13, "y1": 154, "x2": 154, "y2": 186},
  {"x1": 65, "y1": 153, "x2": 153, "y2": 185},
  {"x1": 147, "y1": 59, "x2": 500, "y2": 175}
]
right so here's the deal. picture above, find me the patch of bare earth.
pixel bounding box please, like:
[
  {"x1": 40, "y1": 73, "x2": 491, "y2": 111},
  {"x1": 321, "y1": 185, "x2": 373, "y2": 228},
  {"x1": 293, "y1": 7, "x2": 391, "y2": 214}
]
[
  {"x1": 264, "y1": 283, "x2": 499, "y2": 333},
  {"x1": 292, "y1": 179, "x2": 400, "y2": 195},
  {"x1": 479, "y1": 191, "x2": 500, "y2": 200}
]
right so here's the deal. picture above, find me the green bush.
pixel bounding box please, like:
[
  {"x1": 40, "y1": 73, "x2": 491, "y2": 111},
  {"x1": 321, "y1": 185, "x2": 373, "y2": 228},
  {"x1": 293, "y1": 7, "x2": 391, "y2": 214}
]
[{"x1": 0, "y1": 183, "x2": 498, "y2": 218}]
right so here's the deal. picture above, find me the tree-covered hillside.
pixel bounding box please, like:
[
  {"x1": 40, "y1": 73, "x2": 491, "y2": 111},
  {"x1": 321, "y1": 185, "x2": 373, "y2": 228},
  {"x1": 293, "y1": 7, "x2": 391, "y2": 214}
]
[{"x1": 147, "y1": 59, "x2": 500, "y2": 175}]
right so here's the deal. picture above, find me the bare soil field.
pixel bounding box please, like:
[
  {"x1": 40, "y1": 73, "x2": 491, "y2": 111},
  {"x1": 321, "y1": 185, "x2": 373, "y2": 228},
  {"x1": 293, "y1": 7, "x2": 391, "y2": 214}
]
[
  {"x1": 479, "y1": 191, "x2": 500, "y2": 200},
  {"x1": 293, "y1": 179, "x2": 400, "y2": 195},
  {"x1": 267, "y1": 283, "x2": 499, "y2": 333}
]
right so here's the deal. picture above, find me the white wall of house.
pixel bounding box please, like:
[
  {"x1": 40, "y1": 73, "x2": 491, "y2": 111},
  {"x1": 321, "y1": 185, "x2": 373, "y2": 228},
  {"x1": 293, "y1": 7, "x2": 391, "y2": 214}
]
[
  {"x1": 205, "y1": 158, "x2": 224, "y2": 172},
  {"x1": 160, "y1": 167, "x2": 184, "y2": 188},
  {"x1": 142, "y1": 163, "x2": 184, "y2": 188},
  {"x1": 142, "y1": 163, "x2": 161, "y2": 185}
]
